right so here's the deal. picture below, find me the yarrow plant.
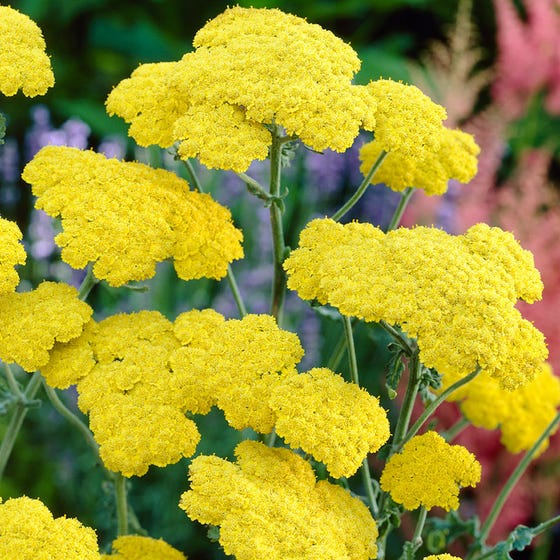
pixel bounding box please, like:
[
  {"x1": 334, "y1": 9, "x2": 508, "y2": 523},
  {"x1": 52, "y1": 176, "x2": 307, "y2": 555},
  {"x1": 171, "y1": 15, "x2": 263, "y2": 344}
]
[{"x1": 1, "y1": 4, "x2": 560, "y2": 560}]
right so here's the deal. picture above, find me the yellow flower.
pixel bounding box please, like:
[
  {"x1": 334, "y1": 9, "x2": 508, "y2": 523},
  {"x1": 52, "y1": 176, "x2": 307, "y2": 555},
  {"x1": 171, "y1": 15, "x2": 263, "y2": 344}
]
[
  {"x1": 443, "y1": 362, "x2": 560, "y2": 455},
  {"x1": 107, "y1": 7, "x2": 376, "y2": 172},
  {"x1": 0, "y1": 281, "x2": 92, "y2": 372},
  {"x1": 359, "y1": 128, "x2": 480, "y2": 195},
  {"x1": 424, "y1": 553, "x2": 461, "y2": 560},
  {"x1": 0, "y1": 217, "x2": 26, "y2": 294},
  {"x1": 365, "y1": 79, "x2": 447, "y2": 159},
  {"x1": 170, "y1": 312, "x2": 304, "y2": 433},
  {"x1": 180, "y1": 440, "x2": 378, "y2": 560},
  {"x1": 102, "y1": 535, "x2": 186, "y2": 560},
  {"x1": 0, "y1": 496, "x2": 100, "y2": 559},
  {"x1": 380, "y1": 431, "x2": 481, "y2": 511},
  {"x1": 284, "y1": 219, "x2": 547, "y2": 390},
  {"x1": 0, "y1": 6, "x2": 54, "y2": 96},
  {"x1": 22, "y1": 146, "x2": 243, "y2": 287},
  {"x1": 269, "y1": 367, "x2": 390, "y2": 478}
]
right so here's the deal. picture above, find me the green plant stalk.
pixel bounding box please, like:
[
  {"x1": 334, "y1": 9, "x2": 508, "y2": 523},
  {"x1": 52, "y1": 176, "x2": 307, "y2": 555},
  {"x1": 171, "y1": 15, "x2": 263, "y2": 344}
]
[
  {"x1": 379, "y1": 320, "x2": 415, "y2": 356},
  {"x1": 410, "y1": 507, "x2": 428, "y2": 552},
  {"x1": 0, "y1": 269, "x2": 97, "y2": 482},
  {"x1": 331, "y1": 150, "x2": 388, "y2": 222},
  {"x1": 41, "y1": 380, "x2": 101, "y2": 459},
  {"x1": 0, "y1": 371, "x2": 42, "y2": 481},
  {"x1": 390, "y1": 352, "x2": 422, "y2": 454},
  {"x1": 403, "y1": 366, "x2": 481, "y2": 447},
  {"x1": 476, "y1": 410, "x2": 560, "y2": 549},
  {"x1": 182, "y1": 159, "x2": 248, "y2": 317},
  {"x1": 386, "y1": 187, "x2": 415, "y2": 232},
  {"x1": 326, "y1": 330, "x2": 348, "y2": 372},
  {"x1": 442, "y1": 416, "x2": 470, "y2": 442},
  {"x1": 3, "y1": 362, "x2": 25, "y2": 402},
  {"x1": 269, "y1": 125, "x2": 287, "y2": 325},
  {"x1": 342, "y1": 314, "x2": 378, "y2": 516},
  {"x1": 114, "y1": 473, "x2": 129, "y2": 536}
]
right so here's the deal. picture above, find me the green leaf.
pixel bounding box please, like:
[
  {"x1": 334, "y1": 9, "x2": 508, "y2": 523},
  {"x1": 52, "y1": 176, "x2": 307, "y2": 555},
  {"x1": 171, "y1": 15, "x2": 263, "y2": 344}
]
[
  {"x1": 207, "y1": 525, "x2": 220, "y2": 542},
  {"x1": 510, "y1": 525, "x2": 534, "y2": 550},
  {"x1": 425, "y1": 510, "x2": 480, "y2": 552},
  {"x1": 385, "y1": 342, "x2": 406, "y2": 399}
]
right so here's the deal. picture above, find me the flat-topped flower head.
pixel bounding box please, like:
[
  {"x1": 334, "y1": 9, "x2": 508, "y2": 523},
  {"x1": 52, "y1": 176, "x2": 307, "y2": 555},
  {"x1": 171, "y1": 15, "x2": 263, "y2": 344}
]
[
  {"x1": 380, "y1": 431, "x2": 481, "y2": 511},
  {"x1": 269, "y1": 367, "x2": 390, "y2": 478},
  {"x1": 101, "y1": 535, "x2": 186, "y2": 560},
  {"x1": 424, "y1": 555, "x2": 462, "y2": 560},
  {"x1": 0, "y1": 217, "x2": 26, "y2": 294},
  {"x1": 107, "y1": 6, "x2": 377, "y2": 172},
  {"x1": 442, "y1": 362, "x2": 560, "y2": 455},
  {"x1": 22, "y1": 146, "x2": 243, "y2": 286},
  {"x1": 284, "y1": 219, "x2": 547, "y2": 389},
  {"x1": 0, "y1": 496, "x2": 100, "y2": 559},
  {"x1": 365, "y1": 79, "x2": 447, "y2": 158},
  {"x1": 0, "y1": 282, "x2": 92, "y2": 372},
  {"x1": 0, "y1": 6, "x2": 54, "y2": 96},
  {"x1": 359, "y1": 127, "x2": 480, "y2": 195},
  {"x1": 180, "y1": 440, "x2": 378, "y2": 560}
]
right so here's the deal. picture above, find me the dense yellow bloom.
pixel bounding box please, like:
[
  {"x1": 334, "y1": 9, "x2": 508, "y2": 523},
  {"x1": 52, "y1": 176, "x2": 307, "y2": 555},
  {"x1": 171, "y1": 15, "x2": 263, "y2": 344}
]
[
  {"x1": 180, "y1": 441, "x2": 378, "y2": 560},
  {"x1": 102, "y1": 535, "x2": 186, "y2": 560},
  {"x1": 170, "y1": 312, "x2": 304, "y2": 433},
  {"x1": 22, "y1": 146, "x2": 243, "y2": 287},
  {"x1": 424, "y1": 556, "x2": 462, "y2": 560},
  {"x1": 359, "y1": 128, "x2": 480, "y2": 195},
  {"x1": 0, "y1": 496, "x2": 100, "y2": 559},
  {"x1": 0, "y1": 6, "x2": 54, "y2": 97},
  {"x1": 269, "y1": 368, "x2": 390, "y2": 478},
  {"x1": 0, "y1": 217, "x2": 26, "y2": 294},
  {"x1": 380, "y1": 432, "x2": 481, "y2": 511},
  {"x1": 107, "y1": 7, "x2": 376, "y2": 172},
  {"x1": 284, "y1": 219, "x2": 547, "y2": 389},
  {"x1": 365, "y1": 79, "x2": 447, "y2": 159},
  {"x1": 443, "y1": 363, "x2": 560, "y2": 455},
  {"x1": 0, "y1": 281, "x2": 92, "y2": 372}
]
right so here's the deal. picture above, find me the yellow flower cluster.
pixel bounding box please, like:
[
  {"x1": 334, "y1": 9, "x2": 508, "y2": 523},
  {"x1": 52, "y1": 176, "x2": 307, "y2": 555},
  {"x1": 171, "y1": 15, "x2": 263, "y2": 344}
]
[
  {"x1": 101, "y1": 535, "x2": 186, "y2": 560},
  {"x1": 0, "y1": 6, "x2": 54, "y2": 97},
  {"x1": 380, "y1": 431, "x2": 481, "y2": 511},
  {"x1": 180, "y1": 441, "x2": 378, "y2": 560},
  {"x1": 0, "y1": 496, "x2": 100, "y2": 559},
  {"x1": 284, "y1": 218, "x2": 547, "y2": 389},
  {"x1": 269, "y1": 368, "x2": 390, "y2": 478},
  {"x1": 0, "y1": 281, "x2": 92, "y2": 372},
  {"x1": 106, "y1": 6, "x2": 378, "y2": 172},
  {"x1": 424, "y1": 556, "x2": 462, "y2": 560},
  {"x1": 22, "y1": 146, "x2": 243, "y2": 287},
  {"x1": 43, "y1": 311, "x2": 199, "y2": 477},
  {"x1": 443, "y1": 362, "x2": 560, "y2": 455},
  {"x1": 0, "y1": 217, "x2": 26, "y2": 294},
  {"x1": 359, "y1": 127, "x2": 480, "y2": 195}
]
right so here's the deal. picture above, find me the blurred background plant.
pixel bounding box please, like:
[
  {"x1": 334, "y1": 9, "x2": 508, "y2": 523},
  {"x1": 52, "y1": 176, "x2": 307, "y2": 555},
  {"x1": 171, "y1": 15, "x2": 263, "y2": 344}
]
[{"x1": 1, "y1": 0, "x2": 560, "y2": 558}]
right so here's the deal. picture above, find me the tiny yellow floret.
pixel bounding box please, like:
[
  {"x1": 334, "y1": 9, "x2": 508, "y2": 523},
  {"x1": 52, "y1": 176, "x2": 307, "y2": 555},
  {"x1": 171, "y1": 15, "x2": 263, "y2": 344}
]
[
  {"x1": 380, "y1": 431, "x2": 481, "y2": 511},
  {"x1": 0, "y1": 6, "x2": 54, "y2": 96},
  {"x1": 102, "y1": 535, "x2": 186, "y2": 559}
]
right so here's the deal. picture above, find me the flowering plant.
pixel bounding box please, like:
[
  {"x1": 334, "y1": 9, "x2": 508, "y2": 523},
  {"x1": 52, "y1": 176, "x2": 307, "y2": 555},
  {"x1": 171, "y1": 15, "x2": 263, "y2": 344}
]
[{"x1": 1, "y1": 5, "x2": 559, "y2": 560}]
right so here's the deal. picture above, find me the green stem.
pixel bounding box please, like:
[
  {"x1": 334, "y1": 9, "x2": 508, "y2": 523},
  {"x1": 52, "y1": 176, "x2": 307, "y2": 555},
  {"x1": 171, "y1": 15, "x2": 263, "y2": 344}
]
[
  {"x1": 331, "y1": 151, "x2": 388, "y2": 222},
  {"x1": 114, "y1": 473, "x2": 129, "y2": 536},
  {"x1": 379, "y1": 320, "x2": 415, "y2": 356},
  {"x1": 386, "y1": 187, "x2": 415, "y2": 232},
  {"x1": 182, "y1": 159, "x2": 248, "y2": 317},
  {"x1": 477, "y1": 410, "x2": 560, "y2": 547},
  {"x1": 41, "y1": 380, "x2": 100, "y2": 457},
  {"x1": 3, "y1": 362, "x2": 25, "y2": 402},
  {"x1": 342, "y1": 315, "x2": 359, "y2": 386},
  {"x1": 236, "y1": 172, "x2": 272, "y2": 203},
  {"x1": 78, "y1": 263, "x2": 98, "y2": 300},
  {"x1": 442, "y1": 416, "x2": 470, "y2": 442},
  {"x1": 326, "y1": 331, "x2": 348, "y2": 372},
  {"x1": 269, "y1": 125, "x2": 287, "y2": 325},
  {"x1": 390, "y1": 352, "x2": 422, "y2": 454},
  {"x1": 0, "y1": 371, "x2": 42, "y2": 481},
  {"x1": 411, "y1": 507, "x2": 428, "y2": 550},
  {"x1": 342, "y1": 314, "x2": 378, "y2": 516},
  {"x1": 403, "y1": 367, "x2": 481, "y2": 448}
]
